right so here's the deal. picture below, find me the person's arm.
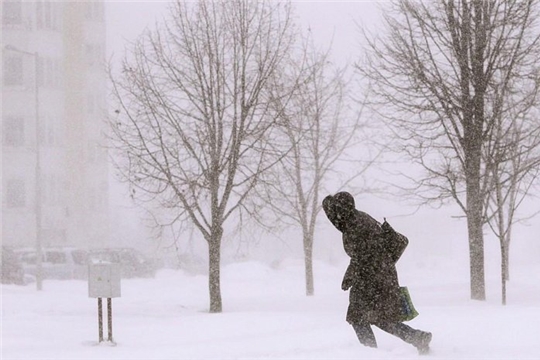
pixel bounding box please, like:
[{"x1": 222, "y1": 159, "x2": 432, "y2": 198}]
[{"x1": 381, "y1": 219, "x2": 409, "y2": 263}]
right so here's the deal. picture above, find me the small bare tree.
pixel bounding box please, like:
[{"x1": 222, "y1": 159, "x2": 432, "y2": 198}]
[
  {"x1": 485, "y1": 106, "x2": 540, "y2": 305},
  {"x1": 108, "y1": 0, "x2": 300, "y2": 313},
  {"x1": 356, "y1": 0, "x2": 540, "y2": 300},
  {"x1": 258, "y1": 38, "x2": 372, "y2": 296}
]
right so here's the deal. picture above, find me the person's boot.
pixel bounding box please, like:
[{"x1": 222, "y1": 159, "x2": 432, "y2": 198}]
[
  {"x1": 414, "y1": 331, "x2": 432, "y2": 355},
  {"x1": 352, "y1": 323, "x2": 378, "y2": 348}
]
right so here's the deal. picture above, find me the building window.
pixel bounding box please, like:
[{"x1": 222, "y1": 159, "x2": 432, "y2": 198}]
[
  {"x1": 45, "y1": 58, "x2": 53, "y2": 87},
  {"x1": 46, "y1": 117, "x2": 55, "y2": 146},
  {"x1": 36, "y1": 1, "x2": 62, "y2": 31},
  {"x1": 43, "y1": 173, "x2": 61, "y2": 206},
  {"x1": 36, "y1": 1, "x2": 43, "y2": 29},
  {"x1": 3, "y1": 116, "x2": 25, "y2": 147},
  {"x1": 6, "y1": 179, "x2": 26, "y2": 208},
  {"x1": 44, "y1": 1, "x2": 51, "y2": 28},
  {"x1": 53, "y1": 58, "x2": 63, "y2": 88},
  {"x1": 85, "y1": 2, "x2": 103, "y2": 22},
  {"x1": 37, "y1": 57, "x2": 44, "y2": 86},
  {"x1": 2, "y1": 0, "x2": 22, "y2": 26},
  {"x1": 37, "y1": 56, "x2": 62, "y2": 88},
  {"x1": 3, "y1": 55, "x2": 24, "y2": 86},
  {"x1": 39, "y1": 114, "x2": 62, "y2": 147}
]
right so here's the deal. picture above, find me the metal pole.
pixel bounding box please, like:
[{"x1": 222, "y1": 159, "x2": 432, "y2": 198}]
[
  {"x1": 107, "y1": 298, "x2": 113, "y2": 342},
  {"x1": 98, "y1": 298, "x2": 103, "y2": 342},
  {"x1": 3, "y1": 45, "x2": 43, "y2": 291},
  {"x1": 34, "y1": 51, "x2": 43, "y2": 291}
]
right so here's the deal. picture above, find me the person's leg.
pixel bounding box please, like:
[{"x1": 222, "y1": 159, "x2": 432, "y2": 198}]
[
  {"x1": 375, "y1": 322, "x2": 432, "y2": 354},
  {"x1": 352, "y1": 322, "x2": 377, "y2": 348}
]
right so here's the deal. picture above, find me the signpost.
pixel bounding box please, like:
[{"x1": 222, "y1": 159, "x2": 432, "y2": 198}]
[{"x1": 88, "y1": 263, "x2": 121, "y2": 345}]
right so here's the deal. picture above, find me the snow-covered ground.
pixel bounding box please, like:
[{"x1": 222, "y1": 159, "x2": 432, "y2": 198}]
[{"x1": 2, "y1": 255, "x2": 540, "y2": 360}]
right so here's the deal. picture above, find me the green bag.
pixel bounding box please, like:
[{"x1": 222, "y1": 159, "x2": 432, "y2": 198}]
[{"x1": 399, "y1": 286, "x2": 419, "y2": 322}]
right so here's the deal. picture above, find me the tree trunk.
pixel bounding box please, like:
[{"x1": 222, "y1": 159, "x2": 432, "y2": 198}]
[
  {"x1": 466, "y1": 0, "x2": 487, "y2": 301},
  {"x1": 466, "y1": 150, "x2": 486, "y2": 300},
  {"x1": 303, "y1": 233, "x2": 314, "y2": 296},
  {"x1": 505, "y1": 242, "x2": 510, "y2": 281},
  {"x1": 501, "y1": 241, "x2": 508, "y2": 305},
  {"x1": 467, "y1": 207, "x2": 485, "y2": 300},
  {"x1": 495, "y1": 171, "x2": 507, "y2": 305},
  {"x1": 504, "y1": 196, "x2": 513, "y2": 282},
  {"x1": 208, "y1": 235, "x2": 222, "y2": 313}
]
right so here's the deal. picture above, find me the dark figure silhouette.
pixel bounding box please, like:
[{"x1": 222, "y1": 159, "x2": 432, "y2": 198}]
[{"x1": 322, "y1": 192, "x2": 432, "y2": 354}]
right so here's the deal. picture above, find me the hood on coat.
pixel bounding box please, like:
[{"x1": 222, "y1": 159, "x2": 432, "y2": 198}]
[
  {"x1": 334, "y1": 191, "x2": 355, "y2": 211},
  {"x1": 322, "y1": 191, "x2": 356, "y2": 232}
]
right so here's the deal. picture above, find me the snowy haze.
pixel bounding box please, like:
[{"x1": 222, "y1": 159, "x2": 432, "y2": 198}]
[
  {"x1": 3, "y1": 1, "x2": 540, "y2": 359},
  {"x1": 105, "y1": 0, "x2": 540, "y2": 270}
]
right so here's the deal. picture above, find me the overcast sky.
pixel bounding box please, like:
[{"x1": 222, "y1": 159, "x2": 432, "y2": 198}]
[
  {"x1": 106, "y1": 1, "x2": 385, "y2": 67},
  {"x1": 104, "y1": 1, "x2": 540, "y2": 263}
]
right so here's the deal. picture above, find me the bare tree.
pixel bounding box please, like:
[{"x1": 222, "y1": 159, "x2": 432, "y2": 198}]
[
  {"x1": 356, "y1": 0, "x2": 540, "y2": 300},
  {"x1": 108, "y1": 0, "x2": 301, "y2": 313},
  {"x1": 484, "y1": 106, "x2": 540, "y2": 304},
  {"x1": 258, "y1": 38, "x2": 372, "y2": 296}
]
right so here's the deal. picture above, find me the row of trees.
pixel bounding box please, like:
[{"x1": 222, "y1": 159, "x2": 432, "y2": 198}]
[
  {"x1": 358, "y1": 0, "x2": 540, "y2": 303},
  {"x1": 108, "y1": 1, "x2": 364, "y2": 311},
  {"x1": 109, "y1": 0, "x2": 540, "y2": 311}
]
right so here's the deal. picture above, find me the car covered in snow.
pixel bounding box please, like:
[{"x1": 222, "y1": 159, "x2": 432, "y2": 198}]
[
  {"x1": 88, "y1": 248, "x2": 156, "y2": 278},
  {"x1": 14, "y1": 247, "x2": 89, "y2": 280},
  {"x1": 1, "y1": 246, "x2": 26, "y2": 285}
]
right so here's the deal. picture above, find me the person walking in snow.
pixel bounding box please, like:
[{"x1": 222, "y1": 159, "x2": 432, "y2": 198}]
[{"x1": 322, "y1": 191, "x2": 432, "y2": 355}]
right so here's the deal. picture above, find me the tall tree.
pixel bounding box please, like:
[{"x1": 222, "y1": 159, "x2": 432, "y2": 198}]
[
  {"x1": 108, "y1": 0, "x2": 300, "y2": 313},
  {"x1": 356, "y1": 0, "x2": 540, "y2": 300}
]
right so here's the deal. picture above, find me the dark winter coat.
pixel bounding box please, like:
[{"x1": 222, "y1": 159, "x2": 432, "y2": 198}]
[{"x1": 322, "y1": 192, "x2": 408, "y2": 325}]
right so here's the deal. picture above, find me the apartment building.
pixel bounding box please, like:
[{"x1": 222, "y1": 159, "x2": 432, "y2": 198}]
[{"x1": 2, "y1": 0, "x2": 110, "y2": 249}]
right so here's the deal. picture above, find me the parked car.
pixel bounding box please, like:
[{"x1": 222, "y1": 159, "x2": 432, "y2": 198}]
[
  {"x1": 88, "y1": 248, "x2": 156, "y2": 278},
  {"x1": 1, "y1": 246, "x2": 26, "y2": 285},
  {"x1": 14, "y1": 247, "x2": 89, "y2": 280}
]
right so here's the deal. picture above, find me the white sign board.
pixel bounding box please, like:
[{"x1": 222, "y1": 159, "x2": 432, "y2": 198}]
[{"x1": 88, "y1": 263, "x2": 121, "y2": 298}]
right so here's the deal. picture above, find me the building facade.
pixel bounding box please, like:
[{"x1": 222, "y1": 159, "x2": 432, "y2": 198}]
[{"x1": 2, "y1": 0, "x2": 110, "y2": 250}]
